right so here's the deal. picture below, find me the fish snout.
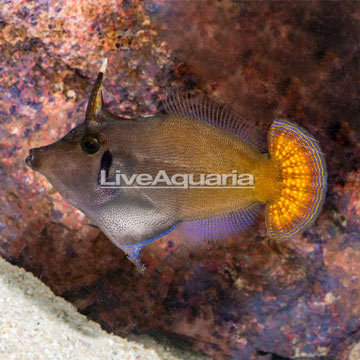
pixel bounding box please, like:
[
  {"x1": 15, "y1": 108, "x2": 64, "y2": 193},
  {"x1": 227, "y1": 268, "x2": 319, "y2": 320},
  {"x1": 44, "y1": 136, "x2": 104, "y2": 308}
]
[{"x1": 25, "y1": 148, "x2": 40, "y2": 170}]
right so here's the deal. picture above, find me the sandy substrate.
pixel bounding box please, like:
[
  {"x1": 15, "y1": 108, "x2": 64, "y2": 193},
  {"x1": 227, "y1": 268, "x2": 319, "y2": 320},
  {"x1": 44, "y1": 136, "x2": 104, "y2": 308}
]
[{"x1": 0, "y1": 257, "x2": 206, "y2": 360}]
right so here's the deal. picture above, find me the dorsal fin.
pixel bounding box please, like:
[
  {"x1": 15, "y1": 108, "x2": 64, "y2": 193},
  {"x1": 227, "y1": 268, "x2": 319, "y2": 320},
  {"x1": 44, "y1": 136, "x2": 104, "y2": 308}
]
[
  {"x1": 86, "y1": 58, "x2": 107, "y2": 124},
  {"x1": 163, "y1": 92, "x2": 266, "y2": 150}
]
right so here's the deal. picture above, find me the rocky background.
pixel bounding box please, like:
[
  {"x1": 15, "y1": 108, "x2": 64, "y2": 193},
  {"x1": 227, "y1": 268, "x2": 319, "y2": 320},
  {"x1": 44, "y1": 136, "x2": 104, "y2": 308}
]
[{"x1": 0, "y1": 0, "x2": 359, "y2": 359}]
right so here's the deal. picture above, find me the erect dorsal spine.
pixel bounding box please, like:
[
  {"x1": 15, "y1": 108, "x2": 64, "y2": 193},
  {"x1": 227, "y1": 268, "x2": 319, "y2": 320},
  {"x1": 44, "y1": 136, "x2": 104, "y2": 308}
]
[{"x1": 85, "y1": 58, "x2": 108, "y2": 124}]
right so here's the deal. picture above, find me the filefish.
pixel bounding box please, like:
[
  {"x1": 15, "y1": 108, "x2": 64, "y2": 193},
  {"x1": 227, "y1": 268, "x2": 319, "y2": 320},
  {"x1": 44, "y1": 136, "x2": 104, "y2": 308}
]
[{"x1": 25, "y1": 59, "x2": 327, "y2": 270}]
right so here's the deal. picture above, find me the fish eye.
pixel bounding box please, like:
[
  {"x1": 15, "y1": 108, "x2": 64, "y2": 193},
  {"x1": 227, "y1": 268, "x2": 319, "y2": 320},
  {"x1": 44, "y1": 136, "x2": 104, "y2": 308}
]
[{"x1": 81, "y1": 135, "x2": 100, "y2": 154}]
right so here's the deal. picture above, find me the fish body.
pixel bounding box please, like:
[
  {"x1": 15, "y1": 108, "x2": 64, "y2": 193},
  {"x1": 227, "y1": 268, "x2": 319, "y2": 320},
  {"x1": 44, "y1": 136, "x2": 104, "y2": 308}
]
[
  {"x1": 26, "y1": 60, "x2": 327, "y2": 270},
  {"x1": 101, "y1": 114, "x2": 282, "y2": 217}
]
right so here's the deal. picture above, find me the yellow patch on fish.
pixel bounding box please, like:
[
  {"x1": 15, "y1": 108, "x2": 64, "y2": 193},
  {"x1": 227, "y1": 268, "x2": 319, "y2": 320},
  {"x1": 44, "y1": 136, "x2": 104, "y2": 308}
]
[{"x1": 266, "y1": 119, "x2": 327, "y2": 239}]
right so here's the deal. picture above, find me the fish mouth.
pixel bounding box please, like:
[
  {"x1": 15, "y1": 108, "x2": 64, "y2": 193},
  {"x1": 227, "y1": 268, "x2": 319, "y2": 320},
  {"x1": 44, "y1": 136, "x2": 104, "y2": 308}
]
[{"x1": 25, "y1": 149, "x2": 36, "y2": 169}]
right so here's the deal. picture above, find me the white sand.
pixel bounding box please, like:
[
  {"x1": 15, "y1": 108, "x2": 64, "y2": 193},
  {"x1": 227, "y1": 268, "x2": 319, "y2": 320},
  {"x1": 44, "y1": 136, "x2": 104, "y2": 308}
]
[{"x1": 0, "y1": 257, "x2": 206, "y2": 360}]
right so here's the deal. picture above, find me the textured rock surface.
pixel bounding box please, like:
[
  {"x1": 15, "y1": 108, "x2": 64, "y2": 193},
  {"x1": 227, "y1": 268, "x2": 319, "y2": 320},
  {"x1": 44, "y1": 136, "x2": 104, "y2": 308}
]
[
  {"x1": 0, "y1": 1, "x2": 359, "y2": 359},
  {"x1": 0, "y1": 256, "x2": 207, "y2": 360}
]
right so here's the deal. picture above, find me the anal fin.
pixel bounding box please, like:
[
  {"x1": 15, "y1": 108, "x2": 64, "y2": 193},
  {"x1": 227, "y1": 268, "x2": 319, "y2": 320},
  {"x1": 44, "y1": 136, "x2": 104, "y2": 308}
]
[{"x1": 177, "y1": 203, "x2": 262, "y2": 244}]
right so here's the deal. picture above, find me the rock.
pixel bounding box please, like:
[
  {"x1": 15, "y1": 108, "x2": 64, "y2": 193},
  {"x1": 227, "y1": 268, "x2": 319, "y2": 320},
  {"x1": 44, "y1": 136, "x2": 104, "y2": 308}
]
[{"x1": 0, "y1": 256, "x2": 207, "y2": 360}]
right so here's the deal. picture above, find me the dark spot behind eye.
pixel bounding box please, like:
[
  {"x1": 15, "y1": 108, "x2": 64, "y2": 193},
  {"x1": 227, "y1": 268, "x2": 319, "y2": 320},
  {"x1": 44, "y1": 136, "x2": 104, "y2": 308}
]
[
  {"x1": 100, "y1": 151, "x2": 113, "y2": 180},
  {"x1": 100, "y1": 151, "x2": 112, "y2": 176}
]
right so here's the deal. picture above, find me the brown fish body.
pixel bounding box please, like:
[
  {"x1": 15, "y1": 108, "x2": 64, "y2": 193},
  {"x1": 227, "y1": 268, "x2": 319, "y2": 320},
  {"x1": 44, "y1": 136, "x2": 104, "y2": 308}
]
[
  {"x1": 104, "y1": 114, "x2": 282, "y2": 220},
  {"x1": 26, "y1": 60, "x2": 326, "y2": 270}
]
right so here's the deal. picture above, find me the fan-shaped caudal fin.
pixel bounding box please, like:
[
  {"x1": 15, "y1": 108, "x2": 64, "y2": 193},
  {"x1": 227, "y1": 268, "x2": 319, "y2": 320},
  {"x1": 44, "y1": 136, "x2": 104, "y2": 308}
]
[{"x1": 266, "y1": 119, "x2": 327, "y2": 239}]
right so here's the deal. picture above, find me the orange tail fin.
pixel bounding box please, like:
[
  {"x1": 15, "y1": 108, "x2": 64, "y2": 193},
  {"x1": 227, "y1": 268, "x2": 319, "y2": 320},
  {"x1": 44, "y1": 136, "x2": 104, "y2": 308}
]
[{"x1": 266, "y1": 119, "x2": 327, "y2": 239}]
